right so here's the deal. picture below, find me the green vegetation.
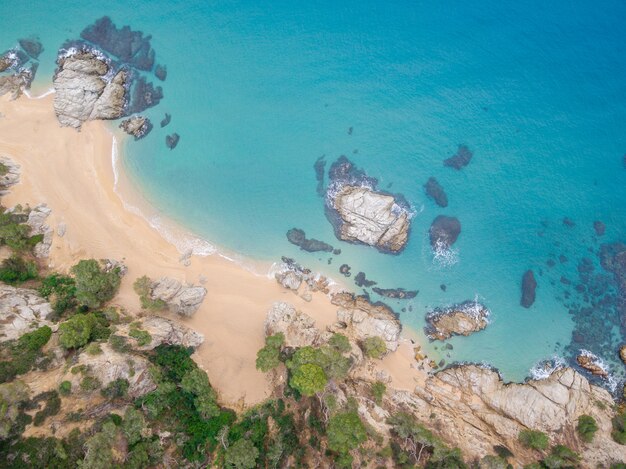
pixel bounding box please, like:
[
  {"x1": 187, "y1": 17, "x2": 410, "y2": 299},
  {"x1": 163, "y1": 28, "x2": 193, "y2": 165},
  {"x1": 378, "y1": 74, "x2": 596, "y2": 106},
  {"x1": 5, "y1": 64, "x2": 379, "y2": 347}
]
[
  {"x1": 0, "y1": 326, "x2": 52, "y2": 383},
  {"x1": 612, "y1": 408, "x2": 626, "y2": 445},
  {"x1": 132, "y1": 275, "x2": 166, "y2": 311},
  {"x1": 79, "y1": 376, "x2": 101, "y2": 392},
  {"x1": 58, "y1": 313, "x2": 98, "y2": 349},
  {"x1": 518, "y1": 429, "x2": 549, "y2": 451},
  {"x1": 255, "y1": 332, "x2": 284, "y2": 372},
  {"x1": 327, "y1": 410, "x2": 367, "y2": 465},
  {"x1": 129, "y1": 324, "x2": 152, "y2": 347},
  {"x1": 540, "y1": 445, "x2": 580, "y2": 468},
  {"x1": 0, "y1": 162, "x2": 8, "y2": 176},
  {"x1": 371, "y1": 380, "x2": 386, "y2": 405},
  {"x1": 58, "y1": 381, "x2": 72, "y2": 396},
  {"x1": 362, "y1": 336, "x2": 387, "y2": 359},
  {"x1": 0, "y1": 381, "x2": 30, "y2": 440},
  {"x1": 328, "y1": 333, "x2": 351, "y2": 353},
  {"x1": 285, "y1": 344, "x2": 351, "y2": 395},
  {"x1": 70, "y1": 259, "x2": 121, "y2": 309},
  {"x1": 108, "y1": 334, "x2": 130, "y2": 353},
  {"x1": 0, "y1": 208, "x2": 42, "y2": 252},
  {"x1": 224, "y1": 438, "x2": 259, "y2": 469},
  {"x1": 32, "y1": 391, "x2": 61, "y2": 426},
  {"x1": 180, "y1": 368, "x2": 220, "y2": 419},
  {"x1": 576, "y1": 414, "x2": 598, "y2": 443},
  {"x1": 0, "y1": 255, "x2": 37, "y2": 284},
  {"x1": 100, "y1": 378, "x2": 129, "y2": 399},
  {"x1": 290, "y1": 363, "x2": 327, "y2": 396},
  {"x1": 38, "y1": 273, "x2": 76, "y2": 317}
]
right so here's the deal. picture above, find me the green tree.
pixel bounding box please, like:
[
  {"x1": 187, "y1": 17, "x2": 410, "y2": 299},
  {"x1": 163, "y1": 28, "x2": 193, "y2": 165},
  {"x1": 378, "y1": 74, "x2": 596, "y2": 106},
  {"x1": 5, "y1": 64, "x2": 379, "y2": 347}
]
[
  {"x1": 287, "y1": 345, "x2": 351, "y2": 382},
  {"x1": 328, "y1": 333, "x2": 351, "y2": 353},
  {"x1": 371, "y1": 381, "x2": 386, "y2": 405},
  {"x1": 71, "y1": 259, "x2": 121, "y2": 309},
  {"x1": 256, "y1": 333, "x2": 285, "y2": 372},
  {"x1": 362, "y1": 336, "x2": 387, "y2": 359},
  {"x1": 224, "y1": 438, "x2": 259, "y2": 469},
  {"x1": 18, "y1": 325, "x2": 52, "y2": 351},
  {"x1": 180, "y1": 368, "x2": 220, "y2": 419},
  {"x1": 576, "y1": 414, "x2": 598, "y2": 443},
  {"x1": 59, "y1": 381, "x2": 72, "y2": 396},
  {"x1": 133, "y1": 275, "x2": 166, "y2": 311},
  {"x1": 0, "y1": 255, "x2": 37, "y2": 284},
  {"x1": 58, "y1": 313, "x2": 97, "y2": 349},
  {"x1": 327, "y1": 411, "x2": 367, "y2": 455},
  {"x1": 518, "y1": 429, "x2": 549, "y2": 451},
  {"x1": 612, "y1": 409, "x2": 626, "y2": 445},
  {"x1": 38, "y1": 273, "x2": 77, "y2": 316},
  {"x1": 289, "y1": 363, "x2": 327, "y2": 396},
  {"x1": 100, "y1": 378, "x2": 129, "y2": 399},
  {"x1": 541, "y1": 445, "x2": 579, "y2": 468},
  {"x1": 0, "y1": 209, "x2": 41, "y2": 252},
  {"x1": 123, "y1": 406, "x2": 148, "y2": 446},
  {"x1": 78, "y1": 421, "x2": 117, "y2": 469},
  {"x1": 0, "y1": 381, "x2": 30, "y2": 439}
]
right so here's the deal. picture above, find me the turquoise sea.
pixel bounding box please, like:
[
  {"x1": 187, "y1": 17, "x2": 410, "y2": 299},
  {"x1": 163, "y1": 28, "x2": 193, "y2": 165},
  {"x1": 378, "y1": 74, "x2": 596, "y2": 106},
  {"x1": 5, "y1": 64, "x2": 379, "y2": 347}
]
[{"x1": 2, "y1": 1, "x2": 626, "y2": 387}]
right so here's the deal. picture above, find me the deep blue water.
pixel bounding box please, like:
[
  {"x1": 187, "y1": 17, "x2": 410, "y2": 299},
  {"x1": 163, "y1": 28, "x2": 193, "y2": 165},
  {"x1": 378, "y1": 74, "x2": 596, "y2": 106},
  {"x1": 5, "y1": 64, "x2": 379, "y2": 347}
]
[{"x1": 2, "y1": 0, "x2": 626, "y2": 384}]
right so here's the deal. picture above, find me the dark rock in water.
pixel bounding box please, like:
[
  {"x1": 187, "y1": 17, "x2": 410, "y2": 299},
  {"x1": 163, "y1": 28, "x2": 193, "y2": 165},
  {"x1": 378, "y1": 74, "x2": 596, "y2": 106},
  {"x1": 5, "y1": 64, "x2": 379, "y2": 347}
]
[
  {"x1": 594, "y1": 221, "x2": 606, "y2": 236},
  {"x1": 425, "y1": 300, "x2": 490, "y2": 340},
  {"x1": 119, "y1": 115, "x2": 152, "y2": 140},
  {"x1": 424, "y1": 177, "x2": 448, "y2": 208},
  {"x1": 520, "y1": 270, "x2": 537, "y2": 308},
  {"x1": 166, "y1": 133, "x2": 180, "y2": 150},
  {"x1": 328, "y1": 155, "x2": 377, "y2": 187},
  {"x1": 575, "y1": 284, "x2": 585, "y2": 293},
  {"x1": 429, "y1": 215, "x2": 461, "y2": 250},
  {"x1": 80, "y1": 16, "x2": 155, "y2": 71},
  {"x1": 563, "y1": 217, "x2": 576, "y2": 228},
  {"x1": 333, "y1": 249, "x2": 341, "y2": 255},
  {"x1": 348, "y1": 126, "x2": 353, "y2": 135},
  {"x1": 354, "y1": 272, "x2": 377, "y2": 288},
  {"x1": 443, "y1": 144, "x2": 473, "y2": 170},
  {"x1": 286, "y1": 228, "x2": 334, "y2": 253},
  {"x1": 623, "y1": 154, "x2": 626, "y2": 168},
  {"x1": 577, "y1": 257, "x2": 594, "y2": 275},
  {"x1": 560, "y1": 276, "x2": 572, "y2": 286},
  {"x1": 130, "y1": 76, "x2": 163, "y2": 113},
  {"x1": 314, "y1": 156, "x2": 326, "y2": 196},
  {"x1": 440, "y1": 284, "x2": 447, "y2": 292},
  {"x1": 372, "y1": 287, "x2": 418, "y2": 300},
  {"x1": 160, "y1": 113, "x2": 171, "y2": 128},
  {"x1": 546, "y1": 259, "x2": 556, "y2": 268},
  {"x1": 18, "y1": 37, "x2": 43, "y2": 59},
  {"x1": 339, "y1": 264, "x2": 351, "y2": 277},
  {"x1": 0, "y1": 49, "x2": 28, "y2": 73},
  {"x1": 155, "y1": 64, "x2": 167, "y2": 81},
  {"x1": 559, "y1": 255, "x2": 568, "y2": 264}
]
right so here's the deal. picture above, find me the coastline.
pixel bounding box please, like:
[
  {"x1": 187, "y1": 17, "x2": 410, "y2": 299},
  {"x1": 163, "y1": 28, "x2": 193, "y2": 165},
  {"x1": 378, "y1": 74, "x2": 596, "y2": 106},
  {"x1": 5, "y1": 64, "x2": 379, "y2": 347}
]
[{"x1": 0, "y1": 93, "x2": 424, "y2": 407}]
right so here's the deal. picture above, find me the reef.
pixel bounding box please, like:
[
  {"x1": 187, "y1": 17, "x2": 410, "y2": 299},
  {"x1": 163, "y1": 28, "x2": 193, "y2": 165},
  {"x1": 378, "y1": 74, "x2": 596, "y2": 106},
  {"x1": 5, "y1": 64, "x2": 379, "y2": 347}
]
[
  {"x1": 594, "y1": 220, "x2": 606, "y2": 236},
  {"x1": 286, "y1": 228, "x2": 334, "y2": 253},
  {"x1": 443, "y1": 144, "x2": 473, "y2": 170},
  {"x1": 372, "y1": 287, "x2": 418, "y2": 299},
  {"x1": 423, "y1": 176, "x2": 448, "y2": 207}
]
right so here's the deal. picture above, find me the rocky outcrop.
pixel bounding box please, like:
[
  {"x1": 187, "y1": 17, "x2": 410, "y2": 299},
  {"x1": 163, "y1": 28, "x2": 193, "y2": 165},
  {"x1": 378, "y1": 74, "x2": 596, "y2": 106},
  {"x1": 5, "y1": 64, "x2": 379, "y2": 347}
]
[
  {"x1": 160, "y1": 113, "x2": 171, "y2": 128},
  {"x1": 520, "y1": 269, "x2": 537, "y2": 308},
  {"x1": 429, "y1": 215, "x2": 461, "y2": 250},
  {"x1": 265, "y1": 302, "x2": 322, "y2": 347},
  {"x1": 444, "y1": 144, "x2": 473, "y2": 170},
  {"x1": 26, "y1": 204, "x2": 53, "y2": 258},
  {"x1": 273, "y1": 257, "x2": 332, "y2": 299},
  {"x1": 325, "y1": 157, "x2": 411, "y2": 254},
  {"x1": 576, "y1": 351, "x2": 608, "y2": 378},
  {"x1": 0, "y1": 285, "x2": 54, "y2": 342},
  {"x1": 74, "y1": 343, "x2": 156, "y2": 398},
  {"x1": 0, "y1": 66, "x2": 35, "y2": 99},
  {"x1": 117, "y1": 316, "x2": 204, "y2": 350},
  {"x1": 53, "y1": 49, "x2": 128, "y2": 128},
  {"x1": 331, "y1": 293, "x2": 401, "y2": 351},
  {"x1": 372, "y1": 287, "x2": 417, "y2": 300},
  {"x1": 149, "y1": 277, "x2": 207, "y2": 316},
  {"x1": 0, "y1": 156, "x2": 20, "y2": 195},
  {"x1": 425, "y1": 301, "x2": 489, "y2": 340},
  {"x1": 119, "y1": 115, "x2": 152, "y2": 140},
  {"x1": 423, "y1": 177, "x2": 448, "y2": 207},
  {"x1": 166, "y1": 133, "x2": 180, "y2": 149},
  {"x1": 286, "y1": 228, "x2": 334, "y2": 253},
  {"x1": 387, "y1": 366, "x2": 625, "y2": 467}
]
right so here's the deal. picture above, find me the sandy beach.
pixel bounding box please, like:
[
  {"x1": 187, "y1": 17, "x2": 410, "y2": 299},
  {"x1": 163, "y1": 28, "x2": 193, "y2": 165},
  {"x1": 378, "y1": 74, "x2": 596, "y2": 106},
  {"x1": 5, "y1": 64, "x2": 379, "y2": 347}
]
[{"x1": 0, "y1": 94, "x2": 422, "y2": 407}]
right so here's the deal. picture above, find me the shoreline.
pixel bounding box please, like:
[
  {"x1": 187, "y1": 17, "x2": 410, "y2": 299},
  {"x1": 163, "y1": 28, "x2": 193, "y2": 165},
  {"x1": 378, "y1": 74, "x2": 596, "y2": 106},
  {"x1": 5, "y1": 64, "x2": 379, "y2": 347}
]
[{"x1": 0, "y1": 93, "x2": 425, "y2": 407}]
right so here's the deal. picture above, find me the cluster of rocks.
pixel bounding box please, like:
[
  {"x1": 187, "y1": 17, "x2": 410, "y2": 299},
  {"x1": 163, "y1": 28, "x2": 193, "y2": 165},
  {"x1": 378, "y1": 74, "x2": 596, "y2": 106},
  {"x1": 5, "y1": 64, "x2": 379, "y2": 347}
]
[
  {"x1": 0, "y1": 43, "x2": 39, "y2": 99},
  {"x1": 325, "y1": 156, "x2": 411, "y2": 254},
  {"x1": 274, "y1": 257, "x2": 331, "y2": 301},
  {"x1": 0, "y1": 156, "x2": 20, "y2": 195},
  {"x1": 286, "y1": 227, "x2": 335, "y2": 253},
  {"x1": 119, "y1": 115, "x2": 152, "y2": 140},
  {"x1": 424, "y1": 300, "x2": 490, "y2": 340},
  {"x1": 147, "y1": 277, "x2": 207, "y2": 316},
  {"x1": 0, "y1": 284, "x2": 54, "y2": 342}
]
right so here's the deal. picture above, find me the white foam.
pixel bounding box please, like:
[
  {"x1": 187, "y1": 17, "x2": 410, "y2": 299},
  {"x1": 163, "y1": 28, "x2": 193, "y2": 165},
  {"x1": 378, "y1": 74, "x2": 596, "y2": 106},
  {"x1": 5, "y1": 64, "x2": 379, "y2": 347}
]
[
  {"x1": 529, "y1": 356, "x2": 566, "y2": 380},
  {"x1": 432, "y1": 238, "x2": 459, "y2": 267}
]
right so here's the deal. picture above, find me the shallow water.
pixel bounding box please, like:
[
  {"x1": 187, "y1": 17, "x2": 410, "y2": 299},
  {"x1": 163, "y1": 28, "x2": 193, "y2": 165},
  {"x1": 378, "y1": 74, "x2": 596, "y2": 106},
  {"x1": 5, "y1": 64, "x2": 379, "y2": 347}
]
[{"x1": 2, "y1": 0, "x2": 626, "y2": 385}]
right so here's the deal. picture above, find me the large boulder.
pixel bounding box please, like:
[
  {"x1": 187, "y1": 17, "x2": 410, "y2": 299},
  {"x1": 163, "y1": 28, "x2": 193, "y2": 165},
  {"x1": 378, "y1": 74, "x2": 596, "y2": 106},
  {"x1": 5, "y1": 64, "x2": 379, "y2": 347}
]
[
  {"x1": 576, "y1": 350, "x2": 608, "y2": 378},
  {"x1": 119, "y1": 115, "x2": 152, "y2": 140},
  {"x1": 26, "y1": 204, "x2": 53, "y2": 258},
  {"x1": 0, "y1": 285, "x2": 54, "y2": 342},
  {"x1": 331, "y1": 293, "x2": 401, "y2": 351},
  {"x1": 149, "y1": 277, "x2": 206, "y2": 317},
  {"x1": 117, "y1": 316, "x2": 204, "y2": 350},
  {"x1": 429, "y1": 215, "x2": 461, "y2": 251},
  {"x1": 424, "y1": 301, "x2": 489, "y2": 340},
  {"x1": 264, "y1": 302, "x2": 321, "y2": 347},
  {"x1": 53, "y1": 49, "x2": 128, "y2": 128}
]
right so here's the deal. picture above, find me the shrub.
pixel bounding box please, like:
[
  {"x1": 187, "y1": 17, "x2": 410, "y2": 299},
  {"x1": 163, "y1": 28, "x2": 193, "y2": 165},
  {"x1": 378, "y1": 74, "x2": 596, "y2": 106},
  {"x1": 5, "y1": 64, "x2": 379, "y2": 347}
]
[
  {"x1": 371, "y1": 381, "x2": 386, "y2": 405},
  {"x1": 0, "y1": 209, "x2": 41, "y2": 252},
  {"x1": 0, "y1": 255, "x2": 37, "y2": 284},
  {"x1": 18, "y1": 326, "x2": 52, "y2": 351},
  {"x1": 612, "y1": 409, "x2": 626, "y2": 445},
  {"x1": 289, "y1": 363, "x2": 327, "y2": 396},
  {"x1": 100, "y1": 378, "x2": 129, "y2": 399},
  {"x1": 58, "y1": 313, "x2": 98, "y2": 349},
  {"x1": 129, "y1": 326, "x2": 152, "y2": 347},
  {"x1": 85, "y1": 342, "x2": 102, "y2": 355},
  {"x1": 80, "y1": 376, "x2": 101, "y2": 392},
  {"x1": 224, "y1": 438, "x2": 259, "y2": 469},
  {"x1": 256, "y1": 333, "x2": 285, "y2": 372},
  {"x1": 109, "y1": 334, "x2": 131, "y2": 353},
  {"x1": 180, "y1": 368, "x2": 219, "y2": 419},
  {"x1": 38, "y1": 273, "x2": 76, "y2": 316},
  {"x1": 541, "y1": 445, "x2": 579, "y2": 468},
  {"x1": 59, "y1": 381, "x2": 72, "y2": 396},
  {"x1": 33, "y1": 391, "x2": 61, "y2": 426},
  {"x1": 133, "y1": 275, "x2": 166, "y2": 310},
  {"x1": 518, "y1": 429, "x2": 549, "y2": 451},
  {"x1": 362, "y1": 336, "x2": 387, "y2": 359},
  {"x1": 577, "y1": 414, "x2": 598, "y2": 443},
  {"x1": 327, "y1": 411, "x2": 367, "y2": 455},
  {"x1": 328, "y1": 333, "x2": 351, "y2": 353},
  {"x1": 71, "y1": 259, "x2": 121, "y2": 309},
  {"x1": 0, "y1": 162, "x2": 7, "y2": 176}
]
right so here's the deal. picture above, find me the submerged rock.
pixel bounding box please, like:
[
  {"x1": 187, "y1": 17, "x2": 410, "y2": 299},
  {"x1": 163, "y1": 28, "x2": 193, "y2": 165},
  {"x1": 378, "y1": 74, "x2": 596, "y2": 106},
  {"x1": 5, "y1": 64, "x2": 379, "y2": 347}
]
[
  {"x1": 80, "y1": 16, "x2": 155, "y2": 71},
  {"x1": 286, "y1": 228, "x2": 334, "y2": 253},
  {"x1": 325, "y1": 156, "x2": 411, "y2": 254},
  {"x1": 155, "y1": 64, "x2": 167, "y2": 81},
  {"x1": 129, "y1": 75, "x2": 163, "y2": 113},
  {"x1": 429, "y1": 215, "x2": 461, "y2": 250},
  {"x1": 443, "y1": 144, "x2": 472, "y2": 170},
  {"x1": 424, "y1": 301, "x2": 490, "y2": 340},
  {"x1": 149, "y1": 277, "x2": 206, "y2": 316},
  {"x1": 563, "y1": 217, "x2": 576, "y2": 228},
  {"x1": 354, "y1": 272, "x2": 377, "y2": 288},
  {"x1": 119, "y1": 115, "x2": 152, "y2": 140},
  {"x1": 166, "y1": 132, "x2": 180, "y2": 150},
  {"x1": 594, "y1": 220, "x2": 606, "y2": 236},
  {"x1": 18, "y1": 37, "x2": 43, "y2": 59},
  {"x1": 520, "y1": 269, "x2": 537, "y2": 308},
  {"x1": 339, "y1": 264, "x2": 351, "y2": 277},
  {"x1": 372, "y1": 287, "x2": 418, "y2": 300},
  {"x1": 53, "y1": 49, "x2": 128, "y2": 128},
  {"x1": 160, "y1": 112, "x2": 171, "y2": 128},
  {"x1": 314, "y1": 155, "x2": 326, "y2": 196},
  {"x1": 423, "y1": 177, "x2": 448, "y2": 207}
]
